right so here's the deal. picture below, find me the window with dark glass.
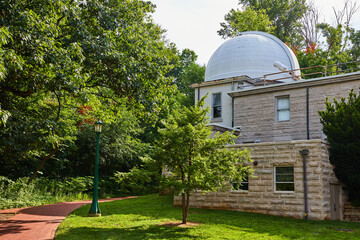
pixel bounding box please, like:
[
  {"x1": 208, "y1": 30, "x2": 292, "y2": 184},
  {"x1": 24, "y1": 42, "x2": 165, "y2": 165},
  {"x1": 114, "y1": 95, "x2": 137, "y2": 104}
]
[
  {"x1": 212, "y1": 93, "x2": 221, "y2": 118},
  {"x1": 277, "y1": 96, "x2": 290, "y2": 121},
  {"x1": 232, "y1": 176, "x2": 248, "y2": 191},
  {"x1": 275, "y1": 166, "x2": 294, "y2": 191}
]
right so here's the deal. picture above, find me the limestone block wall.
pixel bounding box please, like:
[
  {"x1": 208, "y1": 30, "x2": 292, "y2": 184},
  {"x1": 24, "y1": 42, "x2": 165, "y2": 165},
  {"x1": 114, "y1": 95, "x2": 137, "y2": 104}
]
[
  {"x1": 234, "y1": 74, "x2": 360, "y2": 143},
  {"x1": 174, "y1": 140, "x2": 343, "y2": 220}
]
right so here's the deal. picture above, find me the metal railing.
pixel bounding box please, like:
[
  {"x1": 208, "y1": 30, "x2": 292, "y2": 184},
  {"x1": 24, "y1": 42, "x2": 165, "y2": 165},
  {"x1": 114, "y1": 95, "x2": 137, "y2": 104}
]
[{"x1": 263, "y1": 60, "x2": 360, "y2": 84}]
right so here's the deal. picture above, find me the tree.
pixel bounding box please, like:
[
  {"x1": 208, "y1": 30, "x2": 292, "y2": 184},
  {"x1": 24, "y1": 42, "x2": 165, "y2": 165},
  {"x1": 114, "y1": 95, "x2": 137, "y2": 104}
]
[
  {"x1": 0, "y1": 0, "x2": 177, "y2": 180},
  {"x1": 175, "y1": 62, "x2": 205, "y2": 107},
  {"x1": 219, "y1": 0, "x2": 307, "y2": 43},
  {"x1": 218, "y1": 7, "x2": 275, "y2": 39},
  {"x1": 155, "y1": 97, "x2": 252, "y2": 224},
  {"x1": 319, "y1": 89, "x2": 360, "y2": 202}
]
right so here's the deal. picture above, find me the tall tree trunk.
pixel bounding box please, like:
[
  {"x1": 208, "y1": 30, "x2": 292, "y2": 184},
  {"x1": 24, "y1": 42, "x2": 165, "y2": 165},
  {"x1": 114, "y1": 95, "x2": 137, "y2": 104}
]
[{"x1": 184, "y1": 191, "x2": 190, "y2": 224}]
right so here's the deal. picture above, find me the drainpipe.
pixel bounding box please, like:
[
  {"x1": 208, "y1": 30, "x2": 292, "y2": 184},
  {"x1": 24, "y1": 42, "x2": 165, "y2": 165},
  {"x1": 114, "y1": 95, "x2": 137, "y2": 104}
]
[
  {"x1": 306, "y1": 87, "x2": 310, "y2": 140},
  {"x1": 299, "y1": 149, "x2": 309, "y2": 220},
  {"x1": 232, "y1": 97, "x2": 234, "y2": 127},
  {"x1": 197, "y1": 87, "x2": 200, "y2": 101}
]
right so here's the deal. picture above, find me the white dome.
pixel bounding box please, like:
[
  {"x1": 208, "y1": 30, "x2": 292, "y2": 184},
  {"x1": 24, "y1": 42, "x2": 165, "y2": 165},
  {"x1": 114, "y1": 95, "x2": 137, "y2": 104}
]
[{"x1": 205, "y1": 31, "x2": 300, "y2": 82}]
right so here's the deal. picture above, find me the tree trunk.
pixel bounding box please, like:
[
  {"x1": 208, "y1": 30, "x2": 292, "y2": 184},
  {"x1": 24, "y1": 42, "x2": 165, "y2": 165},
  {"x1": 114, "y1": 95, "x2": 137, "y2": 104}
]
[{"x1": 182, "y1": 192, "x2": 187, "y2": 224}]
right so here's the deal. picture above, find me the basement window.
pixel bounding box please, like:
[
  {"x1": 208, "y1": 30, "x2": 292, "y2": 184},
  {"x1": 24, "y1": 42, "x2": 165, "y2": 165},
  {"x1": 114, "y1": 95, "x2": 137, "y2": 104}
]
[
  {"x1": 212, "y1": 93, "x2": 222, "y2": 119},
  {"x1": 275, "y1": 166, "x2": 294, "y2": 192},
  {"x1": 276, "y1": 96, "x2": 290, "y2": 121}
]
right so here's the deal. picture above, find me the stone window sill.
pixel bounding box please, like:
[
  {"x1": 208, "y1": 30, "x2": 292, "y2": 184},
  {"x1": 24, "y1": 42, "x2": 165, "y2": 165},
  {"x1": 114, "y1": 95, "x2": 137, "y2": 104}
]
[{"x1": 211, "y1": 118, "x2": 223, "y2": 123}]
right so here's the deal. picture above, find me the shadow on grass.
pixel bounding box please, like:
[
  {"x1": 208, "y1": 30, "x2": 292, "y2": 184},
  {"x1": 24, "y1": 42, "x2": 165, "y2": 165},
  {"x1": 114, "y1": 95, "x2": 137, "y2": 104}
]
[
  {"x1": 56, "y1": 224, "x2": 193, "y2": 240},
  {"x1": 56, "y1": 195, "x2": 360, "y2": 240}
]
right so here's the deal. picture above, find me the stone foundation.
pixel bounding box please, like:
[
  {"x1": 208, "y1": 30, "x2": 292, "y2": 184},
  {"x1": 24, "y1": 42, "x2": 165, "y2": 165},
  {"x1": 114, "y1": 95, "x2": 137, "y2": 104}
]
[{"x1": 174, "y1": 140, "x2": 344, "y2": 220}]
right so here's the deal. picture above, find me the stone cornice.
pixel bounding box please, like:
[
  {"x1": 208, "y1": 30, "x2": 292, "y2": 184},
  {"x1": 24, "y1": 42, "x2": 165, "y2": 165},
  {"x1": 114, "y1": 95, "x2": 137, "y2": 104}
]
[
  {"x1": 227, "y1": 139, "x2": 328, "y2": 148},
  {"x1": 228, "y1": 72, "x2": 360, "y2": 97}
]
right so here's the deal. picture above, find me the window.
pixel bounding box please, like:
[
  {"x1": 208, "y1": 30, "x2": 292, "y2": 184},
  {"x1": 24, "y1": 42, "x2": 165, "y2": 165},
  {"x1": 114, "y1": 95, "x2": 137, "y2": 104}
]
[
  {"x1": 277, "y1": 96, "x2": 290, "y2": 121},
  {"x1": 212, "y1": 93, "x2": 221, "y2": 118},
  {"x1": 275, "y1": 166, "x2": 294, "y2": 191},
  {"x1": 232, "y1": 176, "x2": 248, "y2": 191}
]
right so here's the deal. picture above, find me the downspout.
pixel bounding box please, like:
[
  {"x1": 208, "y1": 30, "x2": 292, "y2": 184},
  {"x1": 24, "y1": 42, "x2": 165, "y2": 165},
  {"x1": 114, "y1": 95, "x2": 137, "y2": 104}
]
[
  {"x1": 306, "y1": 87, "x2": 310, "y2": 140},
  {"x1": 299, "y1": 149, "x2": 309, "y2": 220},
  {"x1": 232, "y1": 97, "x2": 234, "y2": 128},
  {"x1": 197, "y1": 87, "x2": 200, "y2": 101}
]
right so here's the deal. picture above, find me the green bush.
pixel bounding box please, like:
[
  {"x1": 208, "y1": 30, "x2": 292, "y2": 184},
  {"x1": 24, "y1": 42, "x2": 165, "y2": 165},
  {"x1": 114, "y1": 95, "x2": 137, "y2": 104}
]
[
  {"x1": 0, "y1": 176, "x2": 93, "y2": 210},
  {"x1": 113, "y1": 167, "x2": 159, "y2": 195}
]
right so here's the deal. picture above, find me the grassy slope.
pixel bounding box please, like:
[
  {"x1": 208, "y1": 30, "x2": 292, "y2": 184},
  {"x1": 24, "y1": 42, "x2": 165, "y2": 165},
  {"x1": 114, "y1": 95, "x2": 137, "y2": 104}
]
[{"x1": 56, "y1": 194, "x2": 360, "y2": 240}]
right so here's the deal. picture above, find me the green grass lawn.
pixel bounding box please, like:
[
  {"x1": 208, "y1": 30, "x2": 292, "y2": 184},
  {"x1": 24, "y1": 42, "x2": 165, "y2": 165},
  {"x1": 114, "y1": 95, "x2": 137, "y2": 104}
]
[{"x1": 56, "y1": 194, "x2": 360, "y2": 240}]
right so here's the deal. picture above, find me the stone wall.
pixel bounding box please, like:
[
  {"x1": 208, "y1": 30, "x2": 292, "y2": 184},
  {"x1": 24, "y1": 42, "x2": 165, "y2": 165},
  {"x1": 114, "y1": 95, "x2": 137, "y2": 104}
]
[
  {"x1": 174, "y1": 140, "x2": 343, "y2": 220},
  {"x1": 344, "y1": 203, "x2": 360, "y2": 222},
  {"x1": 233, "y1": 74, "x2": 360, "y2": 143}
]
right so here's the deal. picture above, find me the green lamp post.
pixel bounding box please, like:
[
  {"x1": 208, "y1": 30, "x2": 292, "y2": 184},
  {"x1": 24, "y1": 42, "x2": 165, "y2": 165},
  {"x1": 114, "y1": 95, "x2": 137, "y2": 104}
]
[{"x1": 88, "y1": 120, "x2": 103, "y2": 217}]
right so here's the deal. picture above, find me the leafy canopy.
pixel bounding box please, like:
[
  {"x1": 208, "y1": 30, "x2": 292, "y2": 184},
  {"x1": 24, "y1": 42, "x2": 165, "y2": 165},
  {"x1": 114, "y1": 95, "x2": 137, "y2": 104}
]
[{"x1": 0, "y1": 0, "x2": 178, "y2": 179}]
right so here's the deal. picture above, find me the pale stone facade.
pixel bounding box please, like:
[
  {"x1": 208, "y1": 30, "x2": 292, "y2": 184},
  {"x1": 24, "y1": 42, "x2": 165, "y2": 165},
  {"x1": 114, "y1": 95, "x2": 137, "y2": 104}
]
[
  {"x1": 174, "y1": 140, "x2": 341, "y2": 220},
  {"x1": 181, "y1": 72, "x2": 360, "y2": 220}
]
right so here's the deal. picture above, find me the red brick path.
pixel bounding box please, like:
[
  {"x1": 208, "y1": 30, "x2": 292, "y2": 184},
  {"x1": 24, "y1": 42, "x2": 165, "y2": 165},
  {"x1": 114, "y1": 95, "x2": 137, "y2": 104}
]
[{"x1": 0, "y1": 197, "x2": 137, "y2": 240}]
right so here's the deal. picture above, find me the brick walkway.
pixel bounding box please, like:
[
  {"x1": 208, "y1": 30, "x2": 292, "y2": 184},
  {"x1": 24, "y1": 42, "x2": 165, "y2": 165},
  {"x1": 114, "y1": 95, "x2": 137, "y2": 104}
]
[{"x1": 0, "y1": 197, "x2": 137, "y2": 240}]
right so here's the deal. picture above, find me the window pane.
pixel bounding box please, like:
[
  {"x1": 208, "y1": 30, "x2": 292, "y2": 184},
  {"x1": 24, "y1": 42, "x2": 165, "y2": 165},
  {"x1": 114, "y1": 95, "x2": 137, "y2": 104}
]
[
  {"x1": 276, "y1": 167, "x2": 293, "y2": 174},
  {"x1": 277, "y1": 98, "x2": 289, "y2": 110},
  {"x1": 213, "y1": 93, "x2": 221, "y2": 106},
  {"x1": 213, "y1": 106, "x2": 222, "y2": 118},
  {"x1": 276, "y1": 183, "x2": 294, "y2": 191},
  {"x1": 276, "y1": 175, "x2": 294, "y2": 182},
  {"x1": 278, "y1": 110, "x2": 290, "y2": 121},
  {"x1": 275, "y1": 166, "x2": 294, "y2": 191}
]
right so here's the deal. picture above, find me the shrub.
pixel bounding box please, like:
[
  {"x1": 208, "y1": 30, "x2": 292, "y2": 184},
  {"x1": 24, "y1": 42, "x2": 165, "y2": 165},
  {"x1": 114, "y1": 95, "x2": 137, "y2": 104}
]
[{"x1": 113, "y1": 167, "x2": 159, "y2": 195}]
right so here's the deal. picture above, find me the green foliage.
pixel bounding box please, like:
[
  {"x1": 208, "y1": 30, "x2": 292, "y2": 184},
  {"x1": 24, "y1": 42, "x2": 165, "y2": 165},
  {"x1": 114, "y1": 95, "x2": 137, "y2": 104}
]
[
  {"x1": 349, "y1": 29, "x2": 360, "y2": 61},
  {"x1": 0, "y1": 176, "x2": 94, "y2": 209},
  {"x1": 167, "y1": 48, "x2": 205, "y2": 107},
  {"x1": 319, "y1": 89, "x2": 360, "y2": 201},
  {"x1": 223, "y1": 0, "x2": 307, "y2": 43},
  {"x1": 155, "y1": 96, "x2": 252, "y2": 223},
  {"x1": 0, "y1": 0, "x2": 178, "y2": 180},
  {"x1": 113, "y1": 167, "x2": 159, "y2": 195},
  {"x1": 51, "y1": 106, "x2": 148, "y2": 178},
  {"x1": 56, "y1": 194, "x2": 360, "y2": 240},
  {"x1": 218, "y1": 7, "x2": 275, "y2": 39}
]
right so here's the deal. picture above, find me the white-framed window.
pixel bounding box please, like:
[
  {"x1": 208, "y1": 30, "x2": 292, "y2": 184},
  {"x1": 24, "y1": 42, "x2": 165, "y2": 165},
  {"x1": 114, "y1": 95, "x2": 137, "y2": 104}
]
[
  {"x1": 276, "y1": 96, "x2": 290, "y2": 121},
  {"x1": 212, "y1": 93, "x2": 222, "y2": 119},
  {"x1": 232, "y1": 176, "x2": 248, "y2": 191},
  {"x1": 274, "y1": 166, "x2": 294, "y2": 192}
]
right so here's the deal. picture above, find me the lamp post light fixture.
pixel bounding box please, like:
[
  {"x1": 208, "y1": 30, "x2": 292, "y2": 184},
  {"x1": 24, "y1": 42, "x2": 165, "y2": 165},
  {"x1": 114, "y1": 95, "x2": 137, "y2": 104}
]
[{"x1": 88, "y1": 120, "x2": 103, "y2": 217}]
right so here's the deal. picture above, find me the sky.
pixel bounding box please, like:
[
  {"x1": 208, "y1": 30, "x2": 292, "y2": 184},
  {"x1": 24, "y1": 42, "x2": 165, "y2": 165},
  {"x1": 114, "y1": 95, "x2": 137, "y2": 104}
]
[{"x1": 149, "y1": 0, "x2": 360, "y2": 65}]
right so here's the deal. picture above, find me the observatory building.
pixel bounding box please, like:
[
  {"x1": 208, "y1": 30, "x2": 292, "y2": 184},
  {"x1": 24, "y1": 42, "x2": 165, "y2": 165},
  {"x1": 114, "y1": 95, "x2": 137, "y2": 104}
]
[{"x1": 174, "y1": 31, "x2": 360, "y2": 220}]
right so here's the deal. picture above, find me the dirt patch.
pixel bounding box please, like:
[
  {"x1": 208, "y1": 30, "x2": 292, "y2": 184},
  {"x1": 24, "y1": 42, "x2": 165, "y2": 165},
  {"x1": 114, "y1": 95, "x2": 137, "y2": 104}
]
[
  {"x1": 0, "y1": 213, "x2": 14, "y2": 222},
  {"x1": 159, "y1": 221, "x2": 202, "y2": 228}
]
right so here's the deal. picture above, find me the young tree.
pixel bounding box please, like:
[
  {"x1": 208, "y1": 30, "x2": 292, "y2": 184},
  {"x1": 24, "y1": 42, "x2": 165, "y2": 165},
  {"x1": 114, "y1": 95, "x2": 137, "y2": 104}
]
[
  {"x1": 319, "y1": 89, "x2": 360, "y2": 202},
  {"x1": 155, "y1": 97, "x2": 252, "y2": 224}
]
